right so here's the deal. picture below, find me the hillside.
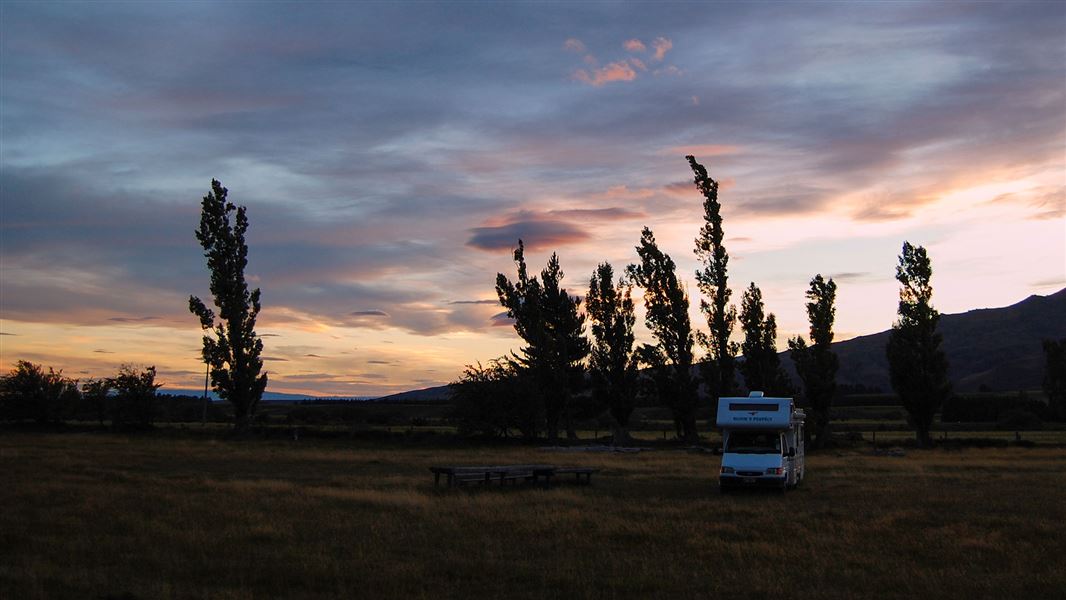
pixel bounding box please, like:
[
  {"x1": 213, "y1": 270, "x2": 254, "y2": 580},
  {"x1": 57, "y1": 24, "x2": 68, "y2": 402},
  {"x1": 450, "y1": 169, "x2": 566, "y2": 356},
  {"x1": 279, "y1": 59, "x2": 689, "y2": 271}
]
[
  {"x1": 374, "y1": 385, "x2": 453, "y2": 403},
  {"x1": 782, "y1": 288, "x2": 1066, "y2": 393},
  {"x1": 301, "y1": 289, "x2": 1064, "y2": 403}
]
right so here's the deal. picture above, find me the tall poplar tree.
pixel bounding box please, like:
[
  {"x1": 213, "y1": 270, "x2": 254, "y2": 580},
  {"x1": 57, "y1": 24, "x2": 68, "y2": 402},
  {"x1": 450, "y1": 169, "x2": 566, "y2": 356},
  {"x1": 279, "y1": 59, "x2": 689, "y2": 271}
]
[
  {"x1": 587, "y1": 262, "x2": 638, "y2": 444},
  {"x1": 788, "y1": 274, "x2": 839, "y2": 448},
  {"x1": 189, "y1": 179, "x2": 267, "y2": 433},
  {"x1": 886, "y1": 242, "x2": 950, "y2": 447},
  {"x1": 627, "y1": 227, "x2": 699, "y2": 442},
  {"x1": 738, "y1": 283, "x2": 791, "y2": 396},
  {"x1": 496, "y1": 241, "x2": 588, "y2": 440},
  {"x1": 688, "y1": 155, "x2": 738, "y2": 400},
  {"x1": 539, "y1": 253, "x2": 590, "y2": 439},
  {"x1": 1043, "y1": 338, "x2": 1066, "y2": 421}
]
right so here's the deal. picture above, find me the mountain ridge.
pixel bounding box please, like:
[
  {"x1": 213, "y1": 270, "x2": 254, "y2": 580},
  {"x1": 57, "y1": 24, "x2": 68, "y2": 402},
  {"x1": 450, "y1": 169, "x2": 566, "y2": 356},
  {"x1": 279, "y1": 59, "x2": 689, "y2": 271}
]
[{"x1": 382, "y1": 287, "x2": 1066, "y2": 401}]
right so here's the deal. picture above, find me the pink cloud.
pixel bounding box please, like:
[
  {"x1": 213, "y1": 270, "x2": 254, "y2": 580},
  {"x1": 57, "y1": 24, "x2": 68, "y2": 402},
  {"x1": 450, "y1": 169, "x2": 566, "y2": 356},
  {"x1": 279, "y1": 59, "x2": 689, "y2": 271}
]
[
  {"x1": 624, "y1": 39, "x2": 646, "y2": 52},
  {"x1": 663, "y1": 177, "x2": 737, "y2": 198},
  {"x1": 597, "y1": 185, "x2": 657, "y2": 201},
  {"x1": 572, "y1": 61, "x2": 637, "y2": 86},
  {"x1": 629, "y1": 57, "x2": 647, "y2": 71},
  {"x1": 663, "y1": 144, "x2": 742, "y2": 157},
  {"x1": 563, "y1": 38, "x2": 586, "y2": 53},
  {"x1": 651, "y1": 37, "x2": 673, "y2": 62}
]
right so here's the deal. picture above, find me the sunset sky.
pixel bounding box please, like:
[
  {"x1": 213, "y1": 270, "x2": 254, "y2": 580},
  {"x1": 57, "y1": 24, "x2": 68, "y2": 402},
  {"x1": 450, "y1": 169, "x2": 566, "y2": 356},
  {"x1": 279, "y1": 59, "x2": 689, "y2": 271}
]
[{"x1": 2, "y1": 2, "x2": 1064, "y2": 397}]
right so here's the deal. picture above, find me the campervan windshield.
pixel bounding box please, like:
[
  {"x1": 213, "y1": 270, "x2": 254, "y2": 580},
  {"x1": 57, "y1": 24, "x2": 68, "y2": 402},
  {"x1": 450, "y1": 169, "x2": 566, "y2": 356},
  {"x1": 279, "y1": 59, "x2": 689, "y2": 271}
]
[{"x1": 725, "y1": 431, "x2": 781, "y2": 454}]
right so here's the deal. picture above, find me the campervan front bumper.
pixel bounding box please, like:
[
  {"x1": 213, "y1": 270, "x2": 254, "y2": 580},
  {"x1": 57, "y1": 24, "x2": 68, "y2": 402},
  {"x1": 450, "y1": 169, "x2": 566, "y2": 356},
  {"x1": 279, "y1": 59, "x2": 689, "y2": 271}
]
[{"x1": 720, "y1": 474, "x2": 787, "y2": 490}]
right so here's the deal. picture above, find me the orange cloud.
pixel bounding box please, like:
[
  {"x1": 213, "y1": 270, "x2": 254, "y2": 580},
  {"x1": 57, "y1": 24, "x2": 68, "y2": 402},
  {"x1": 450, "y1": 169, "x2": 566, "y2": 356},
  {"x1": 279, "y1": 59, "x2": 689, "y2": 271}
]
[
  {"x1": 572, "y1": 61, "x2": 637, "y2": 86},
  {"x1": 651, "y1": 37, "x2": 672, "y2": 61},
  {"x1": 563, "y1": 38, "x2": 586, "y2": 53},
  {"x1": 624, "y1": 39, "x2": 646, "y2": 52},
  {"x1": 654, "y1": 65, "x2": 682, "y2": 77}
]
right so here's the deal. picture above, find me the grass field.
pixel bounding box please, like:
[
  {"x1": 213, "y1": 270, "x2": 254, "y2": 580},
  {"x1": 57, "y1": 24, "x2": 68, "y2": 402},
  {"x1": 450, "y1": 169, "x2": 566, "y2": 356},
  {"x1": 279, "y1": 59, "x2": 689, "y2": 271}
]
[{"x1": 2, "y1": 433, "x2": 1065, "y2": 599}]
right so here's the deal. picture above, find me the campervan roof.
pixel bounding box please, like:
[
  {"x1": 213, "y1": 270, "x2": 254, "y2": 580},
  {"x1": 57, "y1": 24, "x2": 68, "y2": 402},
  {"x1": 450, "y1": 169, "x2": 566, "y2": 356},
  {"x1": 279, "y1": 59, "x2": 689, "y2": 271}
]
[{"x1": 716, "y1": 391, "x2": 794, "y2": 429}]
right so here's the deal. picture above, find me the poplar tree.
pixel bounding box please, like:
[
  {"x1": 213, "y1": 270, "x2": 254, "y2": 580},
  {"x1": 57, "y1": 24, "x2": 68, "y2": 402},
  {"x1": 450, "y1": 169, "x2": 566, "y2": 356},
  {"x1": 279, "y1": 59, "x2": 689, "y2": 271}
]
[
  {"x1": 189, "y1": 179, "x2": 267, "y2": 433},
  {"x1": 496, "y1": 241, "x2": 588, "y2": 440},
  {"x1": 788, "y1": 274, "x2": 839, "y2": 448},
  {"x1": 738, "y1": 283, "x2": 791, "y2": 396},
  {"x1": 886, "y1": 242, "x2": 950, "y2": 447},
  {"x1": 1043, "y1": 338, "x2": 1066, "y2": 421},
  {"x1": 627, "y1": 227, "x2": 699, "y2": 442},
  {"x1": 539, "y1": 253, "x2": 590, "y2": 439},
  {"x1": 587, "y1": 262, "x2": 638, "y2": 444},
  {"x1": 688, "y1": 155, "x2": 738, "y2": 400}
]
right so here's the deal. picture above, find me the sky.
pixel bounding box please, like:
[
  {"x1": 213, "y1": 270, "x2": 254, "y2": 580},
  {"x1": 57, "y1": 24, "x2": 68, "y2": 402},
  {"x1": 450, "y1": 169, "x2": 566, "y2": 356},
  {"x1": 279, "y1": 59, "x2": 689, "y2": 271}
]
[{"x1": 2, "y1": 1, "x2": 1064, "y2": 397}]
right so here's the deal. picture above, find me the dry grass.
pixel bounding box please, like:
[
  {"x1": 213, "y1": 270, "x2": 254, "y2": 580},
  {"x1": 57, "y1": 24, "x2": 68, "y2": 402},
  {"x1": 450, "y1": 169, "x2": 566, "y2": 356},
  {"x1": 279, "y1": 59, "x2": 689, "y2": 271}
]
[{"x1": 2, "y1": 433, "x2": 1064, "y2": 599}]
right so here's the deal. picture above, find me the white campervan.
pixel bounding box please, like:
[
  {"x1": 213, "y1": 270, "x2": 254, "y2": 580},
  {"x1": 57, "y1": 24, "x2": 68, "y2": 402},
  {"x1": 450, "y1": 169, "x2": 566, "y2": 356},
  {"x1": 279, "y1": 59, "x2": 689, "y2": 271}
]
[{"x1": 716, "y1": 391, "x2": 805, "y2": 492}]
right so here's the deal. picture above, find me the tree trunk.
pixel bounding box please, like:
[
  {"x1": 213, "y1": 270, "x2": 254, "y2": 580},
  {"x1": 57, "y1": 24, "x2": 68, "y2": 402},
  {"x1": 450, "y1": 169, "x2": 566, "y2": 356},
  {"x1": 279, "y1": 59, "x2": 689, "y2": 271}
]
[
  {"x1": 915, "y1": 426, "x2": 933, "y2": 448},
  {"x1": 811, "y1": 410, "x2": 831, "y2": 449},
  {"x1": 545, "y1": 413, "x2": 559, "y2": 442},
  {"x1": 681, "y1": 414, "x2": 700, "y2": 444},
  {"x1": 611, "y1": 424, "x2": 632, "y2": 446},
  {"x1": 233, "y1": 409, "x2": 252, "y2": 435},
  {"x1": 565, "y1": 404, "x2": 577, "y2": 440}
]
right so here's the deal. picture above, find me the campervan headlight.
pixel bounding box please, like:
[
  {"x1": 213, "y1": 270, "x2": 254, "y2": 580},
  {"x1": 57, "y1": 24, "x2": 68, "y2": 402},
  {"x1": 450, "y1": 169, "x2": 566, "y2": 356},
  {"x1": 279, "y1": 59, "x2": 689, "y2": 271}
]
[
  {"x1": 765, "y1": 467, "x2": 783, "y2": 475},
  {"x1": 720, "y1": 466, "x2": 735, "y2": 474}
]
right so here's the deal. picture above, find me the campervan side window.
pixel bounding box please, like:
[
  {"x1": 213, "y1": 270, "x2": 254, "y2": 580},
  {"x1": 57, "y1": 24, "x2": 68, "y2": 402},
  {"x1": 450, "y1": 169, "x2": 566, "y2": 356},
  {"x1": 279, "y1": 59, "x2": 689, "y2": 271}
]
[
  {"x1": 728, "y1": 403, "x2": 779, "y2": 412},
  {"x1": 725, "y1": 431, "x2": 782, "y2": 454}
]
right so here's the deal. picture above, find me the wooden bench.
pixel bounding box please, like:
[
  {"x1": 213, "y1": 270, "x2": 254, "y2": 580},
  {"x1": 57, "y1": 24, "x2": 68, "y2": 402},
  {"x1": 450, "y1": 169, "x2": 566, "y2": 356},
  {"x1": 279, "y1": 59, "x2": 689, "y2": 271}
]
[
  {"x1": 536, "y1": 466, "x2": 599, "y2": 488},
  {"x1": 430, "y1": 465, "x2": 600, "y2": 488},
  {"x1": 430, "y1": 465, "x2": 553, "y2": 488}
]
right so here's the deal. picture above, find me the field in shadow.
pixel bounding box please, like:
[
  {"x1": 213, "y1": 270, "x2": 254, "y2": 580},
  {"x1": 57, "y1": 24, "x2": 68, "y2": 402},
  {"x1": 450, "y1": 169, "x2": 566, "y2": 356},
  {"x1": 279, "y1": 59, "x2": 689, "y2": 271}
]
[{"x1": 2, "y1": 433, "x2": 1064, "y2": 599}]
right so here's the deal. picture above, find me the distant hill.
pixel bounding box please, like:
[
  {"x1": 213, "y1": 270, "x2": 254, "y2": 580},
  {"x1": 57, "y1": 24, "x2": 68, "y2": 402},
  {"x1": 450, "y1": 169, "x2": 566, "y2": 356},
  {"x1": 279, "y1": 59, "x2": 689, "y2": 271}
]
[
  {"x1": 781, "y1": 288, "x2": 1066, "y2": 393},
  {"x1": 158, "y1": 389, "x2": 316, "y2": 402},
  {"x1": 167, "y1": 289, "x2": 1063, "y2": 403},
  {"x1": 374, "y1": 385, "x2": 453, "y2": 403},
  {"x1": 388, "y1": 288, "x2": 1064, "y2": 401}
]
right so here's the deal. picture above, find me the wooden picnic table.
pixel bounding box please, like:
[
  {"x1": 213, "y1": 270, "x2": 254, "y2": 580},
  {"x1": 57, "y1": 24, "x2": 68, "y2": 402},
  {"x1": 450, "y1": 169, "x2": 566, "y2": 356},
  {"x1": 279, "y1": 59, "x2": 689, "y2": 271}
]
[{"x1": 430, "y1": 464, "x2": 599, "y2": 488}]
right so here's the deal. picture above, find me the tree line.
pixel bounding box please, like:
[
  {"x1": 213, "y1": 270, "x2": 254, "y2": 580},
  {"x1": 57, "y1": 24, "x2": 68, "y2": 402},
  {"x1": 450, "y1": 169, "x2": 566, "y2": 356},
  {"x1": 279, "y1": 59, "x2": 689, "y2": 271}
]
[
  {"x1": 3, "y1": 172, "x2": 1064, "y2": 446},
  {"x1": 452, "y1": 156, "x2": 1066, "y2": 447},
  {"x1": 0, "y1": 362, "x2": 161, "y2": 429}
]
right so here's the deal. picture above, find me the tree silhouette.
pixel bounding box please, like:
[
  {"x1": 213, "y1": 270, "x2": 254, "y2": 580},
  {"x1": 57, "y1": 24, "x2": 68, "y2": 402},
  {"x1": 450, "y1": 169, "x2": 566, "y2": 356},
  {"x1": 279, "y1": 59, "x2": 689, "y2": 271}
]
[
  {"x1": 495, "y1": 241, "x2": 588, "y2": 440},
  {"x1": 1043, "y1": 338, "x2": 1066, "y2": 421},
  {"x1": 539, "y1": 253, "x2": 590, "y2": 439},
  {"x1": 189, "y1": 179, "x2": 267, "y2": 433},
  {"x1": 788, "y1": 274, "x2": 839, "y2": 448},
  {"x1": 738, "y1": 283, "x2": 791, "y2": 396},
  {"x1": 587, "y1": 262, "x2": 638, "y2": 444},
  {"x1": 81, "y1": 378, "x2": 111, "y2": 427},
  {"x1": 886, "y1": 242, "x2": 950, "y2": 447},
  {"x1": 110, "y1": 365, "x2": 162, "y2": 430},
  {"x1": 627, "y1": 227, "x2": 699, "y2": 442},
  {"x1": 450, "y1": 358, "x2": 539, "y2": 439},
  {"x1": 0, "y1": 360, "x2": 79, "y2": 425},
  {"x1": 688, "y1": 155, "x2": 738, "y2": 400}
]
